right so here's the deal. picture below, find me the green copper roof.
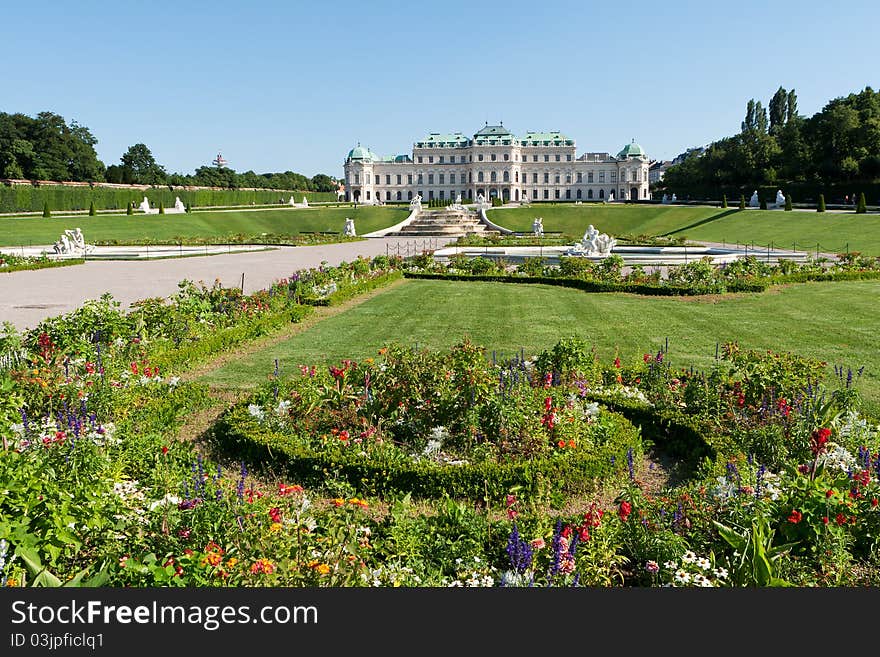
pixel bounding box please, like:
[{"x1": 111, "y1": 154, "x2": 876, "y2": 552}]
[
  {"x1": 474, "y1": 124, "x2": 512, "y2": 137},
  {"x1": 617, "y1": 140, "x2": 646, "y2": 158},
  {"x1": 520, "y1": 131, "x2": 573, "y2": 146},
  {"x1": 415, "y1": 132, "x2": 469, "y2": 147},
  {"x1": 347, "y1": 144, "x2": 378, "y2": 161}
]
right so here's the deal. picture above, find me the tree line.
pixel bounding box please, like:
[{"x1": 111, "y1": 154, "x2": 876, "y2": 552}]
[
  {"x1": 0, "y1": 111, "x2": 338, "y2": 192},
  {"x1": 659, "y1": 86, "x2": 880, "y2": 195}
]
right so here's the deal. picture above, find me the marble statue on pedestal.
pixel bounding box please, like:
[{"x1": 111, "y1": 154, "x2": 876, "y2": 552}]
[
  {"x1": 749, "y1": 191, "x2": 759, "y2": 207},
  {"x1": 343, "y1": 218, "x2": 356, "y2": 237},
  {"x1": 775, "y1": 190, "x2": 786, "y2": 207},
  {"x1": 532, "y1": 217, "x2": 544, "y2": 237}
]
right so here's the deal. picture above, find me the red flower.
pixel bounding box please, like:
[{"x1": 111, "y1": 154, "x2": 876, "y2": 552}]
[
  {"x1": 826, "y1": 489, "x2": 835, "y2": 498},
  {"x1": 614, "y1": 357, "x2": 621, "y2": 369},
  {"x1": 618, "y1": 501, "x2": 632, "y2": 522},
  {"x1": 810, "y1": 428, "x2": 831, "y2": 456},
  {"x1": 556, "y1": 439, "x2": 565, "y2": 449},
  {"x1": 278, "y1": 483, "x2": 303, "y2": 496},
  {"x1": 643, "y1": 353, "x2": 651, "y2": 363},
  {"x1": 835, "y1": 513, "x2": 847, "y2": 526},
  {"x1": 872, "y1": 498, "x2": 878, "y2": 508},
  {"x1": 822, "y1": 516, "x2": 829, "y2": 525},
  {"x1": 787, "y1": 509, "x2": 803, "y2": 524},
  {"x1": 269, "y1": 507, "x2": 282, "y2": 523},
  {"x1": 161, "y1": 446, "x2": 169, "y2": 455}
]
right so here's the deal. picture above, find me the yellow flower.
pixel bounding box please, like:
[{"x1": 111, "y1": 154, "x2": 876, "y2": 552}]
[
  {"x1": 6, "y1": 578, "x2": 18, "y2": 587},
  {"x1": 226, "y1": 558, "x2": 238, "y2": 568},
  {"x1": 316, "y1": 563, "x2": 330, "y2": 575},
  {"x1": 270, "y1": 522, "x2": 283, "y2": 532}
]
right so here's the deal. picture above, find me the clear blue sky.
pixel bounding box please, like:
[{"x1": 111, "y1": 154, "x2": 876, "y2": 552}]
[{"x1": 4, "y1": 0, "x2": 878, "y2": 179}]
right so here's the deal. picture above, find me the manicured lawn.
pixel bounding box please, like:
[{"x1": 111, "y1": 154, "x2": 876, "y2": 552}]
[
  {"x1": 487, "y1": 204, "x2": 880, "y2": 254},
  {"x1": 203, "y1": 279, "x2": 880, "y2": 416},
  {"x1": 0, "y1": 206, "x2": 408, "y2": 246}
]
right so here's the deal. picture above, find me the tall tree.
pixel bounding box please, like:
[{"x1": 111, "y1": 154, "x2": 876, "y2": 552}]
[
  {"x1": 769, "y1": 86, "x2": 788, "y2": 134},
  {"x1": 786, "y1": 89, "x2": 798, "y2": 123},
  {"x1": 120, "y1": 143, "x2": 167, "y2": 185}
]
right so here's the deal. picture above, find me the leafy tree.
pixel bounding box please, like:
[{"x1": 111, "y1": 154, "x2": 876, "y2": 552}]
[
  {"x1": 856, "y1": 192, "x2": 867, "y2": 213},
  {"x1": 769, "y1": 86, "x2": 788, "y2": 135},
  {"x1": 120, "y1": 143, "x2": 167, "y2": 185},
  {"x1": 311, "y1": 173, "x2": 336, "y2": 192},
  {"x1": 817, "y1": 194, "x2": 826, "y2": 212}
]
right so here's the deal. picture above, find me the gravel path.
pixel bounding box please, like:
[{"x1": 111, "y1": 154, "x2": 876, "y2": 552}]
[{"x1": 0, "y1": 236, "x2": 450, "y2": 331}]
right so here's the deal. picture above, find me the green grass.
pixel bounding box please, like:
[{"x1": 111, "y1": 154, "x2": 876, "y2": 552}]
[
  {"x1": 0, "y1": 206, "x2": 408, "y2": 246},
  {"x1": 487, "y1": 205, "x2": 880, "y2": 255},
  {"x1": 203, "y1": 279, "x2": 880, "y2": 417}
]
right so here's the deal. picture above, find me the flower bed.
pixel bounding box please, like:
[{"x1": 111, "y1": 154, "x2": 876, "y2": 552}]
[{"x1": 0, "y1": 253, "x2": 84, "y2": 273}]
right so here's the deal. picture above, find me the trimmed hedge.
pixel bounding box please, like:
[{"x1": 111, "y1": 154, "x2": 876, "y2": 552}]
[
  {"x1": 212, "y1": 403, "x2": 643, "y2": 501},
  {"x1": 403, "y1": 271, "x2": 768, "y2": 296},
  {"x1": 0, "y1": 258, "x2": 85, "y2": 273},
  {"x1": 301, "y1": 271, "x2": 403, "y2": 306},
  {"x1": 0, "y1": 183, "x2": 335, "y2": 214},
  {"x1": 150, "y1": 305, "x2": 313, "y2": 372}
]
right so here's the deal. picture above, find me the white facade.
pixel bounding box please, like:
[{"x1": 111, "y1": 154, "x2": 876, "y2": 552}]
[{"x1": 343, "y1": 124, "x2": 649, "y2": 204}]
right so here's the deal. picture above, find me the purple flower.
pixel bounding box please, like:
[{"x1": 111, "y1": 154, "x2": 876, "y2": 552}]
[{"x1": 505, "y1": 524, "x2": 533, "y2": 574}]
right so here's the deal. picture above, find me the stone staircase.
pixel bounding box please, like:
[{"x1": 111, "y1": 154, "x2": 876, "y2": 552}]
[{"x1": 390, "y1": 207, "x2": 499, "y2": 237}]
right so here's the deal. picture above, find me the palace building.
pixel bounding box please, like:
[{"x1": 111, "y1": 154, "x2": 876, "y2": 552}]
[{"x1": 343, "y1": 123, "x2": 649, "y2": 204}]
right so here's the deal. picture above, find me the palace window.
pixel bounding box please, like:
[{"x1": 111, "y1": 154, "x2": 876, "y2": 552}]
[
  {"x1": 515, "y1": 171, "x2": 519, "y2": 182},
  {"x1": 610, "y1": 172, "x2": 617, "y2": 182},
  {"x1": 478, "y1": 154, "x2": 484, "y2": 161},
  {"x1": 354, "y1": 174, "x2": 359, "y2": 184},
  {"x1": 576, "y1": 189, "x2": 582, "y2": 199},
  {"x1": 565, "y1": 189, "x2": 570, "y2": 199},
  {"x1": 598, "y1": 171, "x2": 605, "y2": 182},
  {"x1": 439, "y1": 156, "x2": 444, "y2": 163},
  {"x1": 567, "y1": 154, "x2": 572, "y2": 161},
  {"x1": 544, "y1": 173, "x2": 549, "y2": 183},
  {"x1": 409, "y1": 191, "x2": 414, "y2": 200},
  {"x1": 428, "y1": 173, "x2": 434, "y2": 184},
  {"x1": 491, "y1": 154, "x2": 496, "y2": 161},
  {"x1": 599, "y1": 189, "x2": 604, "y2": 199},
  {"x1": 503, "y1": 171, "x2": 509, "y2": 182},
  {"x1": 577, "y1": 172, "x2": 582, "y2": 182},
  {"x1": 429, "y1": 190, "x2": 434, "y2": 200},
  {"x1": 439, "y1": 190, "x2": 445, "y2": 199},
  {"x1": 555, "y1": 175, "x2": 560, "y2": 184},
  {"x1": 386, "y1": 174, "x2": 391, "y2": 184},
  {"x1": 544, "y1": 189, "x2": 549, "y2": 199},
  {"x1": 533, "y1": 189, "x2": 538, "y2": 199},
  {"x1": 504, "y1": 154, "x2": 509, "y2": 161},
  {"x1": 533, "y1": 155, "x2": 538, "y2": 161},
  {"x1": 532, "y1": 172, "x2": 538, "y2": 183},
  {"x1": 478, "y1": 171, "x2": 484, "y2": 182},
  {"x1": 439, "y1": 173, "x2": 445, "y2": 184},
  {"x1": 407, "y1": 174, "x2": 413, "y2": 184},
  {"x1": 397, "y1": 174, "x2": 401, "y2": 185},
  {"x1": 555, "y1": 189, "x2": 560, "y2": 199},
  {"x1": 386, "y1": 191, "x2": 391, "y2": 200},
  {"x1": 544, "y1": 155, "x2": 549, "y2": 162},
  {"x1": 588, "y1": 189, "x2": 593, "y2": 199},
  {"x1": 450, "y1": 173, "x2": 456, "y2": 184},
  {"x1": 468, "y1": 172, "x2": 472, "y2": 183},
  {"x1": 555, "y1": 154, "x2": 560, "y2": 162},
  {"x1": 418, "y1": 174, "x2": 423, "y2": 184},
  {"x1": 418, "y1": 156, "x2": 423, "y2": 163},
  {"x1": 588, "y1": 172, "x2": 594, "y2": 183},
  {"x1": 490, "y1": 171, "x2": 497, "y2": 182},
  {"x1": 396, "y1": 191, "x2": 402, "y2": 200},
  {"x1": 375, "y1": 175, "x2": 380, "y2": 184},
  {"x1": 566, "y1": 174, "x2": 571, "y2": 183}
]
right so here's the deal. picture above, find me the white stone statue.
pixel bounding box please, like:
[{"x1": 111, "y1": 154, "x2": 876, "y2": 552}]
[
  {"x1": 749, "y1": 190, "x2": 759, "y2": 207},
  {"x1": 532, "y1": 217, "x2": 544, "y2": 237},
  {"x1": 302, "y1": 196, "x2": 309, "y2": 207},
  {"x1": 343, "y1": 218, "x2": 356, "y2": 237},
  {"x1": 55, "y1": 228, "x2": 94, "y2": 255},
  {"x1": 477, "y1": 193, "x2": 485, "y2": 205},
  {"x1": 661, "y1": 194, "x2": 668, "y2": 204},
  {"x1": 671, "y1": 193, "x2": 677, "y2": 202},
  {"x1": 174, "y1": 196, "x2": 185, "y2": 212},
  {"x1": 410, "y1": 194, "x2": 422, "y2": 210},
  {"x1": 608, "y1": 191, "x2": 615, "y2": 202},
  {"x1": 521, "y1": 192, "x2": 530, "y2": 205},
  {"x1": 775, "y1": 190, "x2": 786, "y2": 207},
  {"x1": 55, "y1": 234, "x2": 71, "y2": 254},
  {"x1": 567, "y1": 224, "x2": 617, "y2": 257},
  {"x1": 289, "y1": 195, "x2": 296, "y2": 206},
  {"x1": 139, "y1": 196, "x2": 151, "y2": 213},
  {"x1": 455, "y1": 193, "x2": 462, "y2": 206}
]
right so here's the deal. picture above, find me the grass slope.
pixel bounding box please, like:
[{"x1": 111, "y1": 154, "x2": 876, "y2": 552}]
[
  {"x1": 487, "y1": 205, "x2": 880, "y2": 254},
  {"x1": 203, "y1": 279, "x2": 880, "y2": 416},
  {"x1": 0, "y1": 206, "x2": 408, "y2": 246}
]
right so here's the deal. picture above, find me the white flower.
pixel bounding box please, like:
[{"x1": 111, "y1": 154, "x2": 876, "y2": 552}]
[
  {"x1": 247, "y1": 404, "x2": 265, "y2": 421},
  {"x1": 583, "y1": 401, "x2": 600, "y2": 418},
  {"x1": 673, "y1": 569, "x2": 691, "y2": 584},
  {"x1": 713, "y1": 567, "x2": 728, "y2": 579},
  {"x1": 149, "y1": 493, "x2": 181, "y2": 510},
  {"x1": 696, "y1": 557, "x2": 711, "y2": 570},
  {"x1": 274, "y1": 400, "x2": 291, "y2": 416},
  {"x1": 681, "y1": 550, "x2": 697, "y2": 564},
  {"x1": 167, "y1": 376, "x2": 181, "y2": 388},
  {"x1": 663, "y1": 560, "x2": 678, "y2": 570}
]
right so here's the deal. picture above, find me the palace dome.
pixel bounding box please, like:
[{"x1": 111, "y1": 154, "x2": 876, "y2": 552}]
[
  {"x1": 347, "y1": 145, "x2": 375, "y2": 161},
  {"x1": 617, "y1": 140, "x2": 645, "y2": 158}
]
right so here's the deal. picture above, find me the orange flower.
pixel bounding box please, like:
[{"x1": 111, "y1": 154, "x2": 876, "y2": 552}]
[
  {"x1": 250, "y1": 558, "x2": 275, "y2": 575},
  {"x1": 332, "y1": 498, "x2": 345, "y2": 507},
  {"x1": 348, "y1": 497, "x2": 369, "y2": 508}
]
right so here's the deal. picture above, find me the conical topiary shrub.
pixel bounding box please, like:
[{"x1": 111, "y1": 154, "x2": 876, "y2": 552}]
[
  {"x1": 722, "y1": 194, "x2": 728, "y2": 208},
  {"x1": 739, "y1": 194, "x2": 746, "y2": 210},
  {"x1": 159, "y1": 201, "x2": 165, "y2": 215},
  {"x1": 126, "y1": 201, "x2": 133, "y2": 215},
  {"x1": 42, "y1": 201, "x2": 51, "y2": 218},
  {"x1": 817, "y1": 194, "x2": 826, "y2": 212},
  {"x1": 89, "y1": 201, "x2": 96, "y2": 216},
  {"x1": 759, "y1": 198, "x2": 767, "y2": 210},
  {"x1": 784, "y1": 195, "x2": 792, "y2": 211},
  {"x1": 856, "y1": 192, "x2": 867, "y2": 214}
]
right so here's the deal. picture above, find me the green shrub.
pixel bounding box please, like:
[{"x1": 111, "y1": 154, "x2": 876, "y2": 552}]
[
  {"x1": 158, "y1": 201, "x2": 165, "y2": 214},
  {"x1": 42, "y1": 201, "x2": 50, "y2": 217},
  {"x1": 126, "y1": 201, "x2": 133, "y2": 215},
  {"x1": 817, "y1": 194, "x2": 826, "y2": 212},
  {"x1": 784, "y1": 194, "x2": 792, "y2": 211},
  {"x1": 856, "y1": 192, "x2": 867, "y2": 214},
  {"x1": 739, "y1": 194, "x2": 746, "y2": 210},
  {"x1": 722, "y1": 194, "x2": 728, "y2": 208},
  {"x1": 759, "y1": 198, "x2": 767, "y2": 210}
]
